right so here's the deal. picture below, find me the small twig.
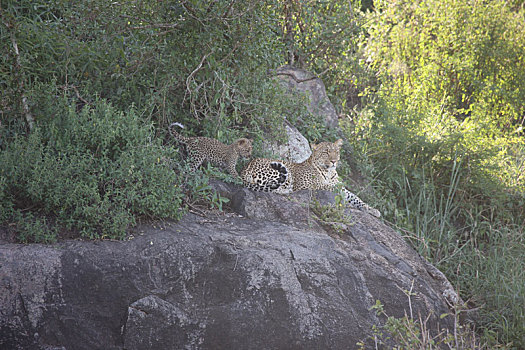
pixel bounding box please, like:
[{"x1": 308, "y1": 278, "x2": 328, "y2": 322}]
[
  {"x1": 185, "y1": 200, "x2": 208, "y2": 217},
  {"x1": 272, "y1": 71, "x2": 318, "y2": 84},
  {"x1": 316, "y1": 66, "x2": 331, "y2": 77},
  {"x1": 60, "y1": 84, "x2": 89, "y2": 106},
  {"x1": 233, "y1": 254, "x2": 239, "y2": 271},
  {"x1": 152, "y1": 29, "x2": 180, "y2": 37},
  {"x1": 453, "y1": 303, "x2": 460, "y2": 350},
  {"x1": 222, "y1": 0, "x2": 236, "y2": 18},
  {"x1": 218, "y1": 39, "x2": 242, "y2": 64},
  {"x1": 129, "y1": 23, "x2": 181, "y2": 30},
  {"x1": 185, "y1": 51, "x2": 213, "y2": 119},
  {"x1": 397, "y1": 279, "x2": 415, "y2": 320},
  {"x1": 408, "y1": 279, "x2": 414, "y2": 320},
  {"x1": 181, "y1": 1, "x2": 206, "y2": 28}
]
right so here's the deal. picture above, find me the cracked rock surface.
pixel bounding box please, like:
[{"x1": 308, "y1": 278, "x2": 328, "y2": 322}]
[{"x1": 0, "y1": 180, "x2": 458, "y2": 349}]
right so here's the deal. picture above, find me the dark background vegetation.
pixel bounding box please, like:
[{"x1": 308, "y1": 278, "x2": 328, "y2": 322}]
[{"x1": 1, "y1": 0, "x2": 524, "y2": 347}]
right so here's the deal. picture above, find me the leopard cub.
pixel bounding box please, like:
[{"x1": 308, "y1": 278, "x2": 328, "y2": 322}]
[{"x1": 169, "y1": 122, "x2": 252, "y2": 177}]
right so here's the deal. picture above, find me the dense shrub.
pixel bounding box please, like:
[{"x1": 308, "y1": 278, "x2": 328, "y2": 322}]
[
  {"x1": 0, "y1": 98, "x2": 184, "y2": 241},
  {"x1": 1, "y1": 0, "x2": 336, "y2": 243},
  {"x1": 0, "y1": 0, "x2": 299, "y2": 140},
  {"x1": 363, "y1": 0, "x2": 525, "y2": 200}
]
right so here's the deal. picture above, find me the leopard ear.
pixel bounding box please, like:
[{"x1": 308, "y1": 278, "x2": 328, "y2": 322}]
[
  {"x1": 334, "y1": 139, "x2": 343, "y2": 148},
  {"x1": 310, "y1": 142, "x2": 318, "y2": 151}
]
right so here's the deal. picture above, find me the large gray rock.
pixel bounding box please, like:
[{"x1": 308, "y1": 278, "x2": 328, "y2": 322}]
[
  {"x1": 263, "y1": 65, "x2": 342, "y2": 162},
  {"x1": 272, "y1": 65, "x2": 339, "y2": 129},
  {"x1": 0, "y1": 180, "x2": 459, "y2": 350},
  {"x1": 264, "y1": 121, "x2": 312, "y2": 162}
]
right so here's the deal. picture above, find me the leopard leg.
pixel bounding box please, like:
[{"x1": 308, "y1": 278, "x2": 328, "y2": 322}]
[
  {"x1": 341, "y1": 187, "x2": 381, "y2": 217},
  {"x1": 226, "y1": 161, "x2": 239, "y2": 178},
  {"x1": 188, "y1": 153, "x2": 205, "y2": 172}
]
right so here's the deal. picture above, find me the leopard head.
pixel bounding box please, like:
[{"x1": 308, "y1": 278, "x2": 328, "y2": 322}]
[
  {"x1": 309, "y1": 139, "x2": 343, "y2": 171},
  {"x1": 235, "y1": 138, "x2": 253, "y2": 158}
]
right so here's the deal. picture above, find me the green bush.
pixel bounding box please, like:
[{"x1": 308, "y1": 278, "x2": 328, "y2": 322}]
[
  {"x1": 0, "y1": 0, "x2": 330, "y2": 244},
  {"x1": 0, "y1": 176, "x2": 13, "y2": 223},
  {"x1": 0, "y1": 98, "x2": 184, "y2": 241},
  {"x1": 363, "y1": 0, "x2": 525, "y2": 199},
  {"x1": 13, "y1": 211, "x2": 57, "y2": 244},
  {"x1": 0, "y1": 0, "x2": 298, "y2": 139}
]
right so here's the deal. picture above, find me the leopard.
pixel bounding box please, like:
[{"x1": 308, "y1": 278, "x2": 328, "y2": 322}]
[
  {"x1": 169, "y1": 122, "x2": 253, "y2": 177},
  {"x1": 240, "y1": 139, "x2": 381, "y2": 217}
]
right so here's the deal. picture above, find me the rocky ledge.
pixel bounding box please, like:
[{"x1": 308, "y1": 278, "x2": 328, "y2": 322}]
[{"x1": 0, "y1": 180, "x2": 459, "y2": 349}]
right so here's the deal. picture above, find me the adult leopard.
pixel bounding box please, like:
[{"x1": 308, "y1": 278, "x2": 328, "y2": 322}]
[{"x1": 240, "y1": 139, "x2": 381, "y2": 217}]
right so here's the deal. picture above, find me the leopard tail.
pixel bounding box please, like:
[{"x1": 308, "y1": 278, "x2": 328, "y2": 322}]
[
  {"x1": 270, "y1": 161, "x2": 289, "y2": 187},
  {"x1": 169, "y1": 122, "x2": 190, "y2": 144},
  {"x1": 342, "y1": 187, "x2": 381, "y2": 217}
]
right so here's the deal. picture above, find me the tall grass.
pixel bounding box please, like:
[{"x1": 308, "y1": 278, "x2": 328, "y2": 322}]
[
  {"x1": 340, "y1": 106, "x2": 525, "y2": 347},
  {"x1": 353, "y1": 147, "x2": 525, "y2": 347},
  {"x1": 345, "y1": 1, "x2": 525, "y2": 344},
  {"x1": 397, "y1": 156, "x2": 463, "y2": 265}
]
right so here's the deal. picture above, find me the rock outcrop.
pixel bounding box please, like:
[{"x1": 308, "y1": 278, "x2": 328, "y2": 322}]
[
  {"x1": 0, "y1": 180, "x2": 459, "y2": 350},
  {"x1": 264, "y1": 120, "x2": 312, "y2": 163},
  {"x1": 272, "y1": 65, "x2": 339, "y2": 129},
  {"x1": 263, "y1": 65, "x2": 341, "y2": 162}
]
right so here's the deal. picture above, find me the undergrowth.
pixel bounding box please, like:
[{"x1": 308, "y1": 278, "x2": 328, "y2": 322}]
[
  {"x1": 310, "y1": 193, "x2": 353, "y2": 235},
  {"x1": 0, "y1": 98, "x2": 185, "y2": 241},
  {"x1": 345, "y1": 108, "x2": 525, "y2": 348},
  {"x1": 358, "y1": 299, "x2": 482, "y2": 349},
  {"x1": 345, "y1": 112, "x2": 525, "y2": 348}
]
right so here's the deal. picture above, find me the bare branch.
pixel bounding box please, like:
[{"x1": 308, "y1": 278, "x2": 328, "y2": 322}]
[{"x1": 184, "y1": 52, "x2": 213, "y2": 120}]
